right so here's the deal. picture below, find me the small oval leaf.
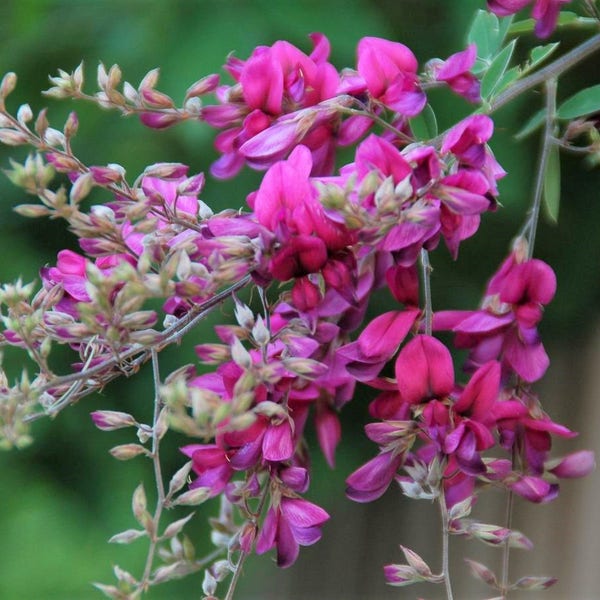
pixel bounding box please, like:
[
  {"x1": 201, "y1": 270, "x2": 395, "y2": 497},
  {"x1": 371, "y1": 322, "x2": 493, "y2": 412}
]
[{"x1": 558, "y1": 84, "x2": 600, "y2": 119}]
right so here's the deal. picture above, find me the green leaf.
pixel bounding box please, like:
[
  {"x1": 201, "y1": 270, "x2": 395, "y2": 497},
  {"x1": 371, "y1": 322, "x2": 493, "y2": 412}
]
[
  {"x1": 557, "y1": 84, "x2": 600, "y2": 119},
  {"x1": 468, "y1": 10, "x2": 510, "y2": 61},
  {"x1": 515, "y1": 108, "x2": 546, "y2": 140},
  {"x1": 481, "y1": 39, "x2": 517, "y2": 100},
  {"x1": 543, "y1": 144, "x2": 561, "y2": 223},
  {"x1": 529, "y1": 42, "x2": 560, "y2": 69},
  {"x1": 493, "y1": 65, "x2": 521, "y2": 97},
  {"x1": 409, "y1": 104, "x2": 438, "y2": 140},
  {"x1": 508, "y1": 11, "x2": 581, "y2": 35}
]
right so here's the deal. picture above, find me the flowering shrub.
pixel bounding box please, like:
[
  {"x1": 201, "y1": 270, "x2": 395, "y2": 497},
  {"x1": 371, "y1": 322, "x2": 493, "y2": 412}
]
[{"x1": 1, "y1": 2, "x2": 599, "y2": 598}]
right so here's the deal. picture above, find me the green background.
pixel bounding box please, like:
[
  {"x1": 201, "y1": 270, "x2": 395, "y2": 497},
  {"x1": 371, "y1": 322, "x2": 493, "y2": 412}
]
[{"x1": 1, "y1": 1, "x2": 598, "y2": 598}]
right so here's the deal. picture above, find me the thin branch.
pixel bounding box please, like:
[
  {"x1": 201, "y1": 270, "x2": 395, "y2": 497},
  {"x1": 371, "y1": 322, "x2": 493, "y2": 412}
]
[
  {"x1": 139, "y1": 348, "x2": 166, "y2": 591},
  {"x1": 500, "y1": 489, "x2": 515, "y2": 598},
  {"x1": 24, "y1": 274, "x2": 252, "y2": 423},
  {"x1": 525, "y1": 77, "x2": 557, "y2": 258},
  {"x1": 489, "y1": 33, "x2": 600, "y2": 114},
  {"x1": 438, "y1": 491, "x2": 454, "y2": 600},
  {"x1": 421, "y1": 249, "x2": 433, "y2": 336},
  {"x1": 223, "y1": 483, "x2": 270, "y2": 600}
]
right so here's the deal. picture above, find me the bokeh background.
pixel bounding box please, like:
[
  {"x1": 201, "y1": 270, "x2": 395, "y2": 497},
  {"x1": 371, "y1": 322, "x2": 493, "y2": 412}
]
[{"x1": 1, "y1": 0, "x2": 599, "y2": 598}]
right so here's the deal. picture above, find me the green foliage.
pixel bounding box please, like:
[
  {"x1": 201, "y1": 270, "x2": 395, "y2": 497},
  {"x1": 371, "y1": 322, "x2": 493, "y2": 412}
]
[{"x1": 558, "y1": 83, "x2": 600, "y2": 119}]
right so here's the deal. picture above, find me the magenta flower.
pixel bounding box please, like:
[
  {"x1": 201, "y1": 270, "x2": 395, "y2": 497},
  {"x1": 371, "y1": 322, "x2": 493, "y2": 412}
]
[
  {"x1": 395, "y1": 335, "x2": 454, "y2": 405},
  {"x1": 487, "y1": 0, "x2": 571, "y2": 38},
  {"x1": 250, "y1": 145, "x2": 354, "y2": 283},
  {"x1": 346, "y1": 450, "x2": 404, "y2": 502},
  {"x1": 40, "y1": 249, "x2": 135, "y2": 318},
  {"x1": 547, "y1": 450, "x2": 596, "y2": 479},
  {"x1": 429, "y1": 44, "x2": 481, "y2": 103},
  {"x1": 353, "y1": 37, "x2": 426, "y2": 116},
  {"x1": 434, "y1": 252, "x2": 556, "y2": 382},
  {"x1": 180, "y1": 444, "x2": 234, "y2": 497},
  {"x1": 255, "y1": 497, "x2": 329, "y2": 567},
  {"x1": 204, "y1": 34, "x2": 343, "y2": 177}
]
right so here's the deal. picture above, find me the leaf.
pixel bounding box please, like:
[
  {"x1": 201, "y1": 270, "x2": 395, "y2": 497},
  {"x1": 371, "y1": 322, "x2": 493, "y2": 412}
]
[
  {"x1": 543, "y1": 143, "x2": 561, "y2": 223},
  {"x1": 409, "y1": 104, "x2": 438, "y2": 141},
  {"x1": 467, "y1": 11, "x2": 499, "y2": 61},
  {"x1": 481, "y1": 40, "x2": 517, "y2": 100},
  {"x1": 468, "y1": 12, "x2": 513, "y2": 62},
  {"x1": 515, "y1": 108, "x2": 546, "y2": 140},
  {"x1": 529, "y1": 43, "x2": 560, "y2": 69},
  {"x1": 508, "y1": 11, "x2": 581, "y2": 35},
  {"x1": 558, "y1": 84, "x2": 600, "y2": 119},
  {"x1": 493, "y1": 65, "x2": 521, "y2": 97}
]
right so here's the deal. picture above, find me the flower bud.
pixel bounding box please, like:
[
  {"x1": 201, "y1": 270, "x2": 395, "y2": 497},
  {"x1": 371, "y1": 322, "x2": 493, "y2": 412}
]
[
  {"x1": 110, "y1": 444, "x2": 149, "y2": 460},
  {"x1": 91, "y1": 410, "x2": 137, "y2": 431},
  {"x1": 547, "y1": 450, "x2": 596, "y2": 479},
  {"x1": 185, "y1": 74, "x2": 220, "y2": 100},
  {"x1": 0, "y1": 72, "x2": 17, "y2": 98},
  {"x1": 44, "y1": 127, "x2": 66, "y2": 147},
  {"x1": 16, "y1": 103, "x2": 33, "y2": 125},
  {"x1": 143, "y1": 162, "x2": 188, "y2": 179},
  {"x1": 0, "y1": 129, "x2": 29, "y2": 145}
]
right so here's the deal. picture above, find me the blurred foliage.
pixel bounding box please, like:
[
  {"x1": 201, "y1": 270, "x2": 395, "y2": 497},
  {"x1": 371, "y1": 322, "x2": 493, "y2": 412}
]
[{"x1": 0, "y1": 0, "x2": 598, "y2": 598}]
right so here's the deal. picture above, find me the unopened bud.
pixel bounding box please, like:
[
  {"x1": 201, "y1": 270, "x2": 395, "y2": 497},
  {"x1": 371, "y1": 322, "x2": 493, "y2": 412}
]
[
  {"x1": 0, "y1": 72, "x2": 17, "y2": 98},
  {"x1": 173, "y1": 486, "x2": 211, "y2": 506},
  {"x1": 0, "y1": 129, "x2": 29, "y2": 146},
  {"x1": 176, "y1": 172, "x2": 205, "y2": 196},
  {"x1": 44, "y1": 127, "x2": 66, "y2": 147},
  {"x1": 143, "y1": 162, "x2": 188, "y2": 179},
  {"x1": 141, "y1": 88, "x2": 174, "y2": 108},
  {"x1": 138, "y1": 67, "x2": 160, "y2": 91},
  {"x1": 185, "y1": 74, "x2": 220, "y2": 100},
  {"x1": 110, "y1": 444, "x2": 149, "y2": 460},
  {"x1": 91, "y1": 410, "x2": 137, "y2": 431},
  {"x1": 16, "y1": 103, "x2": 33, "y2": 125},
  {"x1": 70, "y1": 171, "x2": 94, "y2": 203},
  {"x1": 64, "y1": 111, "x2": 79, "y2": 137}
]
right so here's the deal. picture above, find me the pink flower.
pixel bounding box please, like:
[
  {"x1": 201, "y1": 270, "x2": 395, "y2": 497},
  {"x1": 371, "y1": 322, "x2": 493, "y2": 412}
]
[
  {"x1": 250, "y1": 145, "x2": 354, "y2": 282},
  {"x1": 434, "y1": 253, "x2": 556, "y2": 382},
  {"x1": 255, "y1": 497, "x2": 329, "y2": 567},
  {"x1": 338, "y1": 308, "x2": 420, "y2": 381},
  {"x1": 346, "y1": 451, "x2": 404, "y2": 502},
  {"x1": 395, "y1": 335, "x2": 454, "y2": 405},
  {"x1": 40, "y1": 249, "x2": 135, "y2": 317},
  {"x1": 204, "y1": 34, "x2": 343, "y2": 177},
  {"x1": 180, "y1": 444, "x2": 234, "y2": 497},
  {"x1": 354, "y1": 37, "x2": 426, "y2": 116},
  {"x1": 547, "y1": 450, "x2": 596, "y2": 479},
  {"x1": 429, "y1": 44, "x2": 480, "y2": 103},
  {"x1": 487, "y1": 0, "x2": 571, "y2": 38}
]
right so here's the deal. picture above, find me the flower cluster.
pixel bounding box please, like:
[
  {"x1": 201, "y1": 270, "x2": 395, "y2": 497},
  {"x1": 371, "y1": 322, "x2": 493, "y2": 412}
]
[{"x1": 0, "y1": 1, "x2": 597, "y2": 598}]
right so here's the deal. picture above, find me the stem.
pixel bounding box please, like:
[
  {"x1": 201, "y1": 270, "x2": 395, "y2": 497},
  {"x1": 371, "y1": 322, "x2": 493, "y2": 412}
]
[
  {"x1": 139, "y1": 348, "x2": 166, "y2": 591},
  {"x1": 338, "y1": 104, "x2": 413, "y2": 143},
  {"x1": 500, "y1": 490, "x2": 515, "y2": 598},
  {"x1": 489, "y1": 33, "x2": 600, "y2": 114},
  {"x1": 524, "y1": 77, "x2": 557, "y2": 259},
  {"x1": 223, "y1": 484, "x2": 270, "y2": 600},
  {"x1": 24, "y1": 275, "x2": 251, "y2": 423},
  {"x1": 438, "y1": 491, "x2": 454, "y2": 600},
  {"x1": 420, "y1": 249, "x2": 433, "y2": 336}
]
